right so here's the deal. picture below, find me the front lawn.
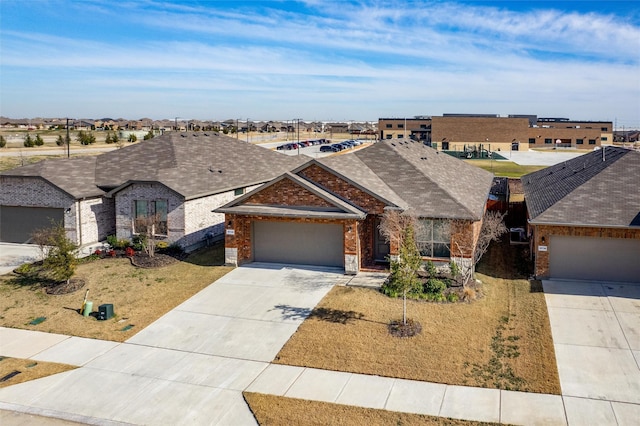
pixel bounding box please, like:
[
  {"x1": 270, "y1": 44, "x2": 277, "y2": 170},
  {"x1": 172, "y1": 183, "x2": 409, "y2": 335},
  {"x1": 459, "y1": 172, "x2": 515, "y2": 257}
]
[
  {"x1": 0, "y1": 357, "x2": 75, "y2": 389},
  {"x1": 0, "y1": 243, "x2": 232, "y2": 342},
  {"x1": 274, "y1": 240, "x2": 560, "y2": 395},
  {"x1": 244, "y1": 392, "x2": 503, "y2": 426}
]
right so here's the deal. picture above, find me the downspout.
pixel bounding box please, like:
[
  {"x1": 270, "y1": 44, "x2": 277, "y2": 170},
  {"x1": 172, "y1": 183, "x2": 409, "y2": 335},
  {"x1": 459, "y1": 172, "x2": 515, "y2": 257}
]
[{"x1": 77, "y1": 199, "x2": 83, "y2": 247}]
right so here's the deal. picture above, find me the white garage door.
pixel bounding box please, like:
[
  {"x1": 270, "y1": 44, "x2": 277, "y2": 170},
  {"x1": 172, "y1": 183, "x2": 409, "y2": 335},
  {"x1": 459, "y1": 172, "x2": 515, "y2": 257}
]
[
  {"x1": 253, "y1": 221, "x2": 344, "y2": 267},
  {"x1": 549, "y1": 235, "x2": 640, "y2": 283}
]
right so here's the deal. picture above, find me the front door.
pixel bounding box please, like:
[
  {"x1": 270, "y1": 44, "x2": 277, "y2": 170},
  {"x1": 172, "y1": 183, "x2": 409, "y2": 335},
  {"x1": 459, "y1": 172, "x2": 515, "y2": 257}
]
[{"x1": 374, "y1": 217, "x2": 390, "y2": 262}]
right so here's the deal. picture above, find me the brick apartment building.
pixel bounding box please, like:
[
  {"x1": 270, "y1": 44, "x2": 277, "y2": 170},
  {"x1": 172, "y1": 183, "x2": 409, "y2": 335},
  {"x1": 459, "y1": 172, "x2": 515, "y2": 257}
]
[{"x1": 379, "y1": 114, "x2": 613, "y2": 152}]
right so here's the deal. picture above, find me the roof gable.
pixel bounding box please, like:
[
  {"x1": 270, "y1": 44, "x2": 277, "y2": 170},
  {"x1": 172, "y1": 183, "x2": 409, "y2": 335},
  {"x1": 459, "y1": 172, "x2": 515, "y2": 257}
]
[
  {"x1": 295, "y1": 160, "x2": 404, "y2": 212},
  {"x1": 0, "y1": 156, "x2": 103, "y2": 199},
  {"x1": 216, "y1": 172, "x2": 366, "y2": 219}
]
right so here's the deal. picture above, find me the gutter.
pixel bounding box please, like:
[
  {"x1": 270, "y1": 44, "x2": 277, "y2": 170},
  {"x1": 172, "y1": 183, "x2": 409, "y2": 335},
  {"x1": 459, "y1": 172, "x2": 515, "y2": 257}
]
[{"x1": 528, "y1": 219, "x2": 639, "y2": 229}]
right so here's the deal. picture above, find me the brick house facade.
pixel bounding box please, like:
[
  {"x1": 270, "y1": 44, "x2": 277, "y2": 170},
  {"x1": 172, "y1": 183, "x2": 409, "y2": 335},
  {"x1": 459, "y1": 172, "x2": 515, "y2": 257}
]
[
  {"x1": 523, "y1": 147, "x2": 640, "y2": 282},
  {"x1": 1, "y1": 133, "x2": 302, "y2": 250},
  {"x1": 218, "y1": 141, "x2": 493, "y2": 274}
]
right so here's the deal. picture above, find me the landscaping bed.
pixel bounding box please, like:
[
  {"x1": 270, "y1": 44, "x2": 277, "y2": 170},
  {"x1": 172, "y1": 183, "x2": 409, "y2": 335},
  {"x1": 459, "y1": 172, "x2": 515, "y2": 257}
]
[{"x1": 274, "y1": 240, "x2": 560, "y2": 395}]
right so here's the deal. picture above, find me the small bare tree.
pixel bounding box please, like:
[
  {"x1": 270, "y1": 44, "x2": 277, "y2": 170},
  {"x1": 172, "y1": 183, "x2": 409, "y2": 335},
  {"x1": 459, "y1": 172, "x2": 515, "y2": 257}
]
[
  {"x1": 379, "y1": 209, "x2": 422, "y2": 326},
  {"x1": 134, "y1": 213, "x2": 166, "y2": 257},
  {"x1": 378, "y1": 208, "x2": 418, "y2": 254},
  {"x1": 452, "y1": 211, "x2": 507, "y2": 285}
]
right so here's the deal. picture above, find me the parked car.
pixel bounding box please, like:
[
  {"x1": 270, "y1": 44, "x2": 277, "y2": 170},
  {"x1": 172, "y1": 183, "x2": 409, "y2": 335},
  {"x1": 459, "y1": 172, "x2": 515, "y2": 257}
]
[{"x1": 320, "y1": 145, "x2": 338, "y2": 152}]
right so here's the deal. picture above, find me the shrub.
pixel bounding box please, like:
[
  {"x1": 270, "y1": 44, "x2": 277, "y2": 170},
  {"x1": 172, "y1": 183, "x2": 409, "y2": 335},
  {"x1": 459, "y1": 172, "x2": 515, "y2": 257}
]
[
  {"x1": 163, "y1": 242, "x2": 185, "y2": 256},
  {"x1": 106, "y1": 235, "x2": 129, "y2": 249},
  {"x1": 424, "y1": 260, "x2": 436, "y2": 276},
  {"x1": 23, "y1": 134, "x2": 35, "y2": 147},
  {"x1": 14, "y1": 263, "x2": 34, "y2": 276},
  {"x1": 449, "y1": 260, "x2": 460, "y2": 278},
  {"x1": 34, "y1": 134, "x2": 44, "y2": 146},
  {"x1": 156, "y1": 241, "x2": 169, "y2": 250},
  {"x1": 424, "y1": 278, "x2": 447, "y2": 295},
  {"x1": 0, "y1": 135, "x2": 6, "y2": 148},
  {"x1": 125, "y1": 247, "x2": 135, "y2": 257},
  {"x1": 55, "y1": 135, "x2": 65, "y2": 146},
  {"x1": 132, "y1": 235, "x2": 145, "y2": 251},
  {"x1": 463, "y1": 287, "x2": 477, "y2": 301},
  {"x1": 447, "y1": 292, "x2": 459, "y2": 303},
  {"x1": 106, "y1": 235, "x2": 118, "y2": 248}
]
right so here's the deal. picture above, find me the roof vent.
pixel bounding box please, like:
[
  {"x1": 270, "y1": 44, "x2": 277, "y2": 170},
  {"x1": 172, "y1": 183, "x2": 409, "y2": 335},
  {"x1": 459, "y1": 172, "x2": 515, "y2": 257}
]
[
  {"x1": 193, "y1": 133, "x2": 198, "y2": 137},
  {"x1": 204, "y1": 133, "x2": 209, "y2": 136},
  {"x1": 181, "y1": 134, "x2": 186, "y2": 137},
  {"x1": 391, "y1": 143, "x2": 396, "y2": 146}
]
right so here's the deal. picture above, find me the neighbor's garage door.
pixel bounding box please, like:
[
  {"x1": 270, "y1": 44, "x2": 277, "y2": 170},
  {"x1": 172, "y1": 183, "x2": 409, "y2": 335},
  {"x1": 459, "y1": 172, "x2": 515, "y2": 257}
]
[
  {"x1": 253, "y1": 221, "x2": 343, "y2": 267},
  {"x1": 549, "y1": 235, "x2": 640, "y2": 283},
  {"x1": 0, "y1": 206, "x2": 64, "y2": 243}
]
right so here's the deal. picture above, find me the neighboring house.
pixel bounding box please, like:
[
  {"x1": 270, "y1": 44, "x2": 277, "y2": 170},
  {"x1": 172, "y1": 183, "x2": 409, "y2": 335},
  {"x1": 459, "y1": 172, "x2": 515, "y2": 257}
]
[
  {"x1": 0, "y1": 157, "x2": 115, "y2": 247},
  {"x1": 216, "y1": 139, "x2": 493, "y2": 274},
  {"x1": 0, "y1": 133, "x2": 304, "y2": 251},
  {"x1": 522, "y1": 146, "x2": 640, "y2": 283}
]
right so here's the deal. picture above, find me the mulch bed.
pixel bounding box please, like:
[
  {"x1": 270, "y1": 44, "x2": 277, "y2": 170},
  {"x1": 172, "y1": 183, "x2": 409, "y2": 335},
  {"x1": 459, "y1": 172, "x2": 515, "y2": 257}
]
[
  {"x1": 388, "y1": 318, "x2": 422, "y2": 337},
  {"x1": 46, "y1": 278, "x2": 86, "y2": 295},
  {"x1": 129, "y1": 253, "x2": 180, "y2": 268}
]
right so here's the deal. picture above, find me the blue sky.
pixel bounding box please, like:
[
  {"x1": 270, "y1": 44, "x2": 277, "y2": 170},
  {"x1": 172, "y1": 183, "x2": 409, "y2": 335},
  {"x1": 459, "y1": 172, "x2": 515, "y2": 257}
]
[{"x1": 1, "y1": 1, "x2": 639, "y2": 128}]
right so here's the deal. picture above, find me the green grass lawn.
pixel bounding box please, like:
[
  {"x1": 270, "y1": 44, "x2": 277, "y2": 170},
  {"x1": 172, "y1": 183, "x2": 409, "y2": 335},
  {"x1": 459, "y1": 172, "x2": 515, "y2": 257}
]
[{"x1": 464, "y1": 160, "x2": 544, "y2": 177}]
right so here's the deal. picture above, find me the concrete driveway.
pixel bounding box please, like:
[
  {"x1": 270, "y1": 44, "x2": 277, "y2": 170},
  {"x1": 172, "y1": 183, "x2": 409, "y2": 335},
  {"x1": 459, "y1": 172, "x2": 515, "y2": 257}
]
[
  {"x1": 0, "y1": 263, "x2": 344, "y2": 425},
  {"x1": 0, "y1": 243, "x2": 42, "y2": 275},
  {"x1": 543, "y1": 279, "x2": 640, "y2": 424}
]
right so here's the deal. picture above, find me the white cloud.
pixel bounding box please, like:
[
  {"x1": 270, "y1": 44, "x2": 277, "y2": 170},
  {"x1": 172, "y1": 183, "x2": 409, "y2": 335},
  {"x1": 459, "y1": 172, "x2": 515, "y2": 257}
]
[{"x1": 0, "y1": 1, "x2": 638, "y2": 125}]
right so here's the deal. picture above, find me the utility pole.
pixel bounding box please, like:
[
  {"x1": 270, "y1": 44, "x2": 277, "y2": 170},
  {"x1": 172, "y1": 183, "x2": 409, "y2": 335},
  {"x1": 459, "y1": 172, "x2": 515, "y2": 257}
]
[{"x1": 66, "y1": 118, "x2": 71, "y2": 158}]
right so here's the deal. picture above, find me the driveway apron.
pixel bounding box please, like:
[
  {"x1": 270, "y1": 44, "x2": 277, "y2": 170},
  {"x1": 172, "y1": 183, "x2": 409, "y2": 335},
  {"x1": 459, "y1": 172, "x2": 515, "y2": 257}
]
[
  {"x1": 543, "y1": 279, "x2": 640, "y2": 424},
  {"x1": 0, "y1": 263, "x2": 343, "y2": 425}
]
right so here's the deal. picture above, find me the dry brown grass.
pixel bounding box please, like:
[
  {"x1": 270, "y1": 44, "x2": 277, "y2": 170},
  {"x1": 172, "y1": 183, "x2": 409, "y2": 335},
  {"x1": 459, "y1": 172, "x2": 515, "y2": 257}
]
[
  {"x1": 244, "y1": 392, "x2": 502, "y2": 426},
  {"x1": 0, "y1": 357, "x2": 75, "y2": 389},
  {"x1": 274, "y1": 241, "x2": 560, "y2": 395},
  {"x1": 0, "y1": 244, "x2": 231, "y2": 342}
]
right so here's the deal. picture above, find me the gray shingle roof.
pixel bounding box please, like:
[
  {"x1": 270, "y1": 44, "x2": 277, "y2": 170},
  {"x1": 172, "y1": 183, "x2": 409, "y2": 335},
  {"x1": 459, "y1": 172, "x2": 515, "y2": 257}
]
[
  {"x1": 96, "y1": 133, "x2": 307, "y2": 199},
  {"x1": 313, "y1": 156, "x2": 409, "y2": 209},
  {"x1": 349, "y1": 140, "x2": 493, "y2": 220},
  {"x1": 1, "y1": 156, "x2": 103, "y2": 199},
  {"x1": 522, "y1": 146, "x2": 640, "y2": 227}
]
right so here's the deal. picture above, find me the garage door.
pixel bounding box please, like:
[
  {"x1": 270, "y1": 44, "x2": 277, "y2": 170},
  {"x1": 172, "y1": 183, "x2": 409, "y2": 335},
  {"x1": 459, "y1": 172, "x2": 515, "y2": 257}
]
[
  {"x1": 253, "y1": 221, "x2": 343, "y2": 267},
  {"x1": 0, "y1": 206, "x2": 64, "y2": 243},
  {"x1": 549, "y1": 235, "x2": 640, "y2": 283}
]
